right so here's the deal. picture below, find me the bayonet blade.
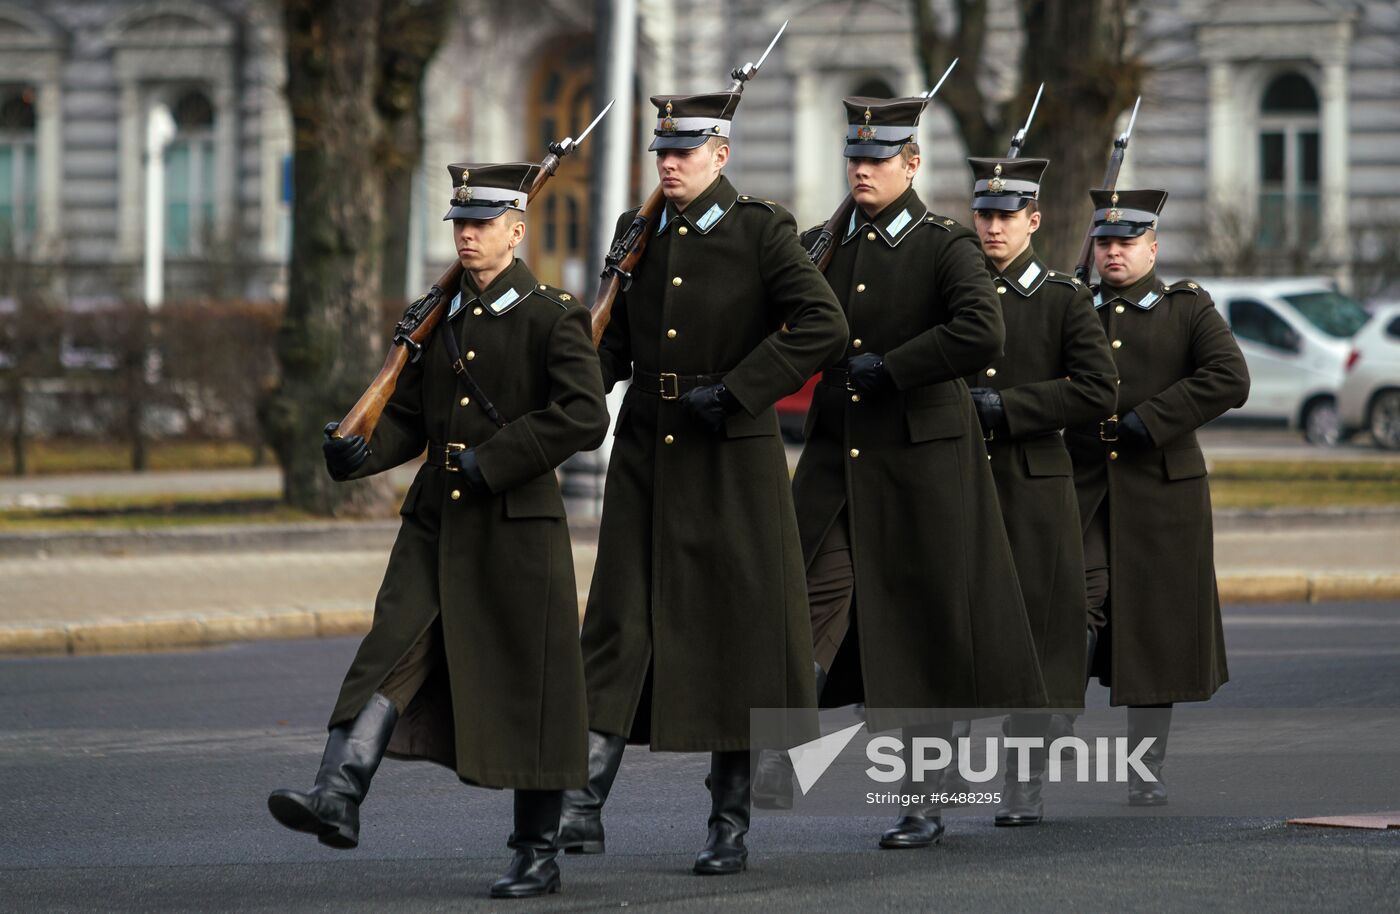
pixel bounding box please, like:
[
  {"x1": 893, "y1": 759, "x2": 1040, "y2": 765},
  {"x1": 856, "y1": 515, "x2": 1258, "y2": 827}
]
[
  {"x1": 574, "y1": 99, "x2": 615, "y2": 148},
  {"x1": 1021, "y1": 82, "x2": 1044, "y2": 137},
  {"x1": 753, "y1": 19, "x2": 788, "y2": 74},
  {"x1": 921, "y1": 57, "x2": 959, "y2": 104},
  {"x1": 1121, "y1": 95, "x2": 1141, "y2": 143}
]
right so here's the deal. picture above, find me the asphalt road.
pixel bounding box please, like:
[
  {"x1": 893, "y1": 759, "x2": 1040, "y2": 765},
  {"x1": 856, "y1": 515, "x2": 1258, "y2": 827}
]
[{"x1": 2, "y1": 601, "x2": 1398, "y2": 912}]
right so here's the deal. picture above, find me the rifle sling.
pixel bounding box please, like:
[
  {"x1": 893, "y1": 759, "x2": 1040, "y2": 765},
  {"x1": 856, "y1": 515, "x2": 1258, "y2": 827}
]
[{"x1": 439, "y1": 316, "x2": 508, "y2": 429}]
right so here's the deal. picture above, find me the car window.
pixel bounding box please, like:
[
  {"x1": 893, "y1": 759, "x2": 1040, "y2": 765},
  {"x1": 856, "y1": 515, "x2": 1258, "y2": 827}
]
[
  {"x1": 1386, "y1": 316, "x2": 1400, "y2": 341},
  {"x1": 1228, "y1": 299, "x2": 1299, "y2": 352},
  {"x1": 1280, "y1": 290, "x2": 1371, "y2": 338}
]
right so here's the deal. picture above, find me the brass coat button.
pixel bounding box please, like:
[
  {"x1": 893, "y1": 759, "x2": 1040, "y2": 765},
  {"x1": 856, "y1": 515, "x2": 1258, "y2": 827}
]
[
  {"x1": 667, "y1": 329, "x2": 677, "y2": 339},
  {"x1": 996, "y1": 286, "x2": 1007, "y2": 294},
  {"x1": 1111, "y1": 340, "x2": 1122, "y2": 349},
  {"x1": 678, "y1": 226, "x2": 688, "y2": 236},
  {"x1": 1109, "y1": 451, "x2": 1119, "y2": 461},
  {"x1": 850, "y1": 448, "x2": 860, "y2": 458},
  {"x1": 459, "y1": 396, "x2": 470, "y2": 407},
  {"x1": 852, "y1": 339, "x2": 862, "y2": 349},
  {"x1": 466, "y1": 350, "x2": 476, "y2": 360},
  {"x1": 664, "y1": 434, "x2": 675, "y2": 445},
  {"x1": 1115, "y1": 304, "x2": 1125, "y2": 314},
  {"x1": 856, "y1": 283, "x2": 866, "y2": 292},
  {"x1": 866, "y1": 231, "x2": 877, "y2": 241},
  {"x1": 472, "y1": 306, "x2": 483, "y2": 316},
  {"x1": 450, "y1": 489, "x2": 461, "y2": 500},
  {"x1": 851, "y1": 393, "x2": 860, "y2": 403},
  {"x1": 672, "y1": 276, "x2": 682, "y2": 286},
  {"x1": 986, "y1": 367, "x2": 997, "y2": 377}
]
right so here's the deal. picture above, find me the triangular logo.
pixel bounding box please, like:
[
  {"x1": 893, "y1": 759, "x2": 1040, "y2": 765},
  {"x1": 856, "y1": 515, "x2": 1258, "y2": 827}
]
[{"x1": 790, "y1": 722, "x2": 865, "y2": 796}]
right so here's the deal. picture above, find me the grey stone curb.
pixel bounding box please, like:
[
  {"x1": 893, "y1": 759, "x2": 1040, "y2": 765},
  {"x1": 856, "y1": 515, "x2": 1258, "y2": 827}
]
[{"x1": 3, "y1": 573, "x2": 1399, "y2": 658}]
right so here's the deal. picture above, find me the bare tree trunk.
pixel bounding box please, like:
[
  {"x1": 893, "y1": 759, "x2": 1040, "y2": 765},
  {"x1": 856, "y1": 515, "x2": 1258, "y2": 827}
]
[
  {"x1": 263, "y1": 0, "x2": 396, "y2": 516},
  {"x1": 910, "y1": 0, "x2": 1142, "y2": 271}
]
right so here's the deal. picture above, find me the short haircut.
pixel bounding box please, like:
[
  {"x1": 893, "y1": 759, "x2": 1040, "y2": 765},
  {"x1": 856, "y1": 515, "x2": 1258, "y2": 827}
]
[
  {"x1": 1024, "y1": 199, "x2": 1039, "y2": 215},
  {"x1": 704, "y1": 135, "x2": 729, "y2": 154},
  {"x1": 900, "y1": 141, "x2": 921, "y2": 163}
]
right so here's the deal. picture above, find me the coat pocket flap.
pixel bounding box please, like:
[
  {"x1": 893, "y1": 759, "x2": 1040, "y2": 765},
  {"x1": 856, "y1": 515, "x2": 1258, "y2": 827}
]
[
  {"x1": 1023, "y1": 445, "x2": 1073, "y2": 477},
  {"x1": 504, "y1": 479, "x2": 567, "y2": 518},
  {"x1": 399, "y1": 474, "x2": 425, "y2": 516},
  {"x1": 1163, "y1": 447, "x2": 1208, "y2": 480},
  {"x1": 724, "y1": 410, "x2": 779, "y2": 439},
  {"x1": 906, "y1": 404, "x2": 966, "y2": 443}
]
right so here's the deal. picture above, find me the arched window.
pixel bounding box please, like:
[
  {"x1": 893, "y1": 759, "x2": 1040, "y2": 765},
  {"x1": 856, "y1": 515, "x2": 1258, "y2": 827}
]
[
  {"x1": 852, "y1": 76, "x2": 897, "y2": 99},
  {"x1": 0, "y1": 86, "x2": 37, "y2": 253},
  {"x1": 1257, "y1": 71, "x2": 1320, "y2": 251},
  {"x1": 164, "y1": 89, "x2": 217, "y2": 256}
]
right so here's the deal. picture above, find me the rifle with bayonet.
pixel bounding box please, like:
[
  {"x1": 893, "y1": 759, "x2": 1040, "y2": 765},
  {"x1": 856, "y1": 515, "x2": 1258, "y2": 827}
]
[
  {"x1": 1073, "y1": 96, "x2": 1141, "y2": 283},
  {"x1": 805, "y1": 58, "x2": 959, "y2": 273},
  {"x1": 334, "y1": 101, "x2": 614, "y2": 441},
  {"x1": 1005, "y1": 82, "x2": 1043, "y2": 159},
  {"x1": 589, "y1": 20, "x2": 789, "y2": 345}
]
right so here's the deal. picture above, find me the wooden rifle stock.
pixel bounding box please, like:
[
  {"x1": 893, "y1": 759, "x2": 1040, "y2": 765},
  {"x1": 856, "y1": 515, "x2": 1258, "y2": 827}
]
[
  {"x1": 336, "y1": 151, "x2": 572, "y2": 440},
  {"x1": 806, "y1": 194, "x2": 857, "y2": 273},
  {"x1": 589, "y1": 184, "x2": 665, "y2": 346}
]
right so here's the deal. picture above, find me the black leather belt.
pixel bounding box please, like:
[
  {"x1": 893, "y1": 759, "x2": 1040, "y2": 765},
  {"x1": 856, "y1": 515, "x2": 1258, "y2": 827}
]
[
  {"x1": 632, "y1": 369, "x2": 724, "y2": 400},
  {"x1": 820, "y1": 367, "x2": 852, "y2": 389},
  {"x1": 425, "y1": 441, "x2": 467, "y2": 471}
]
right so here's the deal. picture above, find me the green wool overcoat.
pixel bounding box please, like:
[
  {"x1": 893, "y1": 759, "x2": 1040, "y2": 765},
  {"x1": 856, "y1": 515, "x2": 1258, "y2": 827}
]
[
  {"x1": 582, "y1": 175, "x2": 849, "y2": 751},
  {"x1": 791, "y1": 187, "x2": 1048, "y2": 731},
  {"x1": 1065, "y1": 270, "x2": 1250, "y2": 706},
  {"x1": 331, "y1": 258, "x2": 609, "y2": 789},
  {"x1": 965, "y1": 245, "x2": 1118, "y2": 708}
]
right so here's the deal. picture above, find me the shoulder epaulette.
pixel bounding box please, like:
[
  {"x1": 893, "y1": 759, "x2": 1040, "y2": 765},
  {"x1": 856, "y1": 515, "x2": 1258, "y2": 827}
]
[
  {"x1": 923, "y1": 212, "x2": 958, "y2": 231},
  {"x1": 735, "y1": 195, "x2": 777, "y2": 212},
  {"x1": 1166, "y1": 279, "x2": 1203, "y2": 295},
  {"x1": 530, "y1": 283, "x2": 575, "y2": 310},
  {"x1": 1044, "y1": 270, "x2": 1084, "y2": 289}
]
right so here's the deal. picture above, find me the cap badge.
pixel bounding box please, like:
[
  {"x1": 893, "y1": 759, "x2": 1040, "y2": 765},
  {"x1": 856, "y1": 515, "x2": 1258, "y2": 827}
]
[
  {"x1": 1105, "y1": 191, "x2": 1120, "y2": 223},
  {"x1": 856, "y1": 107, "x2": 875, "y2": 142},
  {"x1": 660, "y1": 100, "x2": 675, "y2": 134},
  {"x1": 454, "y1": 183, "x2": 473, "y2": 204},
  {"x1": 988, "y1": 164, "x2": 1006, "y2": 194}
]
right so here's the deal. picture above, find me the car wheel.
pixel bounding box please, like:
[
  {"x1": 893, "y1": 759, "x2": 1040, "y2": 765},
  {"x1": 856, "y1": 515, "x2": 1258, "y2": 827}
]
[
  {"x1": 1302, "y1": 397, "x2": 1341, "y2": 447},
  {"x1": 1369, "y1": 390, "x2": 1400, "y2": 450}
]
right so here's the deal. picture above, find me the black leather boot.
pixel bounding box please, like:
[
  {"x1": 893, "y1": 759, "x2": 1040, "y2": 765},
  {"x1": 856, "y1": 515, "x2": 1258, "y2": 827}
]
[
  {"x1": 491, "y1": 790, "x2": 564, "y2": 898},
  {"x1": 1127, "y1": 705, "x2": 1172, "y2": 806},
  {"x1": 752, "y1": 663, "x2": 827, "y2": 810},
  {"x1": 694, "y1": 750, "x2": 750, "y2": 875},
  {"x1": 879, "y1": 725, "x2": 947, "y2": 849},
  {"x1": 994, "y1": 713, "x2": 1048, "y2": 826},
  {"x1": 557, "y1": 730, "x2": 626, "y2": 854},
  {"x1": 267, "y1": 693, "x2": 398, "y2": 849}
]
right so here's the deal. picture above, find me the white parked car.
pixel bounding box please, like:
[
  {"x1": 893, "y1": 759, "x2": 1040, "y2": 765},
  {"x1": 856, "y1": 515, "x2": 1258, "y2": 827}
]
[
  {"x1": 1188, "y1": 277, "x2": 1370, "y2": 445},
  {"x1": 1338, "y1": 302, "x2": 1400, "y2": 450}
]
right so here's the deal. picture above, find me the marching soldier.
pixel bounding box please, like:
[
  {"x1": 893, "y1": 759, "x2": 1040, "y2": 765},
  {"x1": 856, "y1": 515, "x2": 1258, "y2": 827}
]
[
  {"x1": 964, "y1": 156, "x2": 1118, "y2": 825},
  {"x1": 783, "y1": 96, "x2": 1048, "y2": 849},
  {"x1": 557, "y1": 90, "x2": 848, "y2": 875},
  {"x1": 267, "y1": 163, "x2": 610, "y2": 898},
  {"x1": 1066, "y1": 188, "x2": 1250, "y2": 805}
]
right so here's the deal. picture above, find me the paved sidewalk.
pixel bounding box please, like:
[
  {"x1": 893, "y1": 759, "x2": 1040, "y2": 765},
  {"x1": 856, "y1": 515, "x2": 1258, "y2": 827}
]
[{"x1": 2, "y1": 516, "x2": 1396, "y2": 655}]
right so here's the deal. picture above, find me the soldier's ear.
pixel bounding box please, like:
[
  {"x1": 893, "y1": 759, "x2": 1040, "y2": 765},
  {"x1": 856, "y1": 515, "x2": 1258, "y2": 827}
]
[{"x1": 1027, "y1": 209, "x2": 1041, "y2": 233}]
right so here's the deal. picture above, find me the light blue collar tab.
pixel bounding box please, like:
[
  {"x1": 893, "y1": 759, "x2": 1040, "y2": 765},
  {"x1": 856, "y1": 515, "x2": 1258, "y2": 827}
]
[
  {"x1": 696, "y1": 202, "x2": 724, "y2": 231},
  {"x1": 885, "y1": 208, "x2": 912, "y2": 237},
  {"x1": 486, "y1": 286, "x2": 521, "y2": 315}
]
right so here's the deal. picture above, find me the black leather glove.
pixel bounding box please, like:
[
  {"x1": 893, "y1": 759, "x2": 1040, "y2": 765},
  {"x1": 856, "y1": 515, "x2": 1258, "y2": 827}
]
[
  {"x1": 680, "y1": 383, "x2": 741, "y2": 434},
  {"x1": 450, "y1": 447, "x2": 491, "y2": 495},
  {"x1": 322, "y1": 421, "x2": 369, "y2": 481},
  {"x1": 1117, "y1": 410, "x2": 1154, "y2": 449},
  {"x1": 968, "y1": 387, "x2": 1006, "y2": 435},
  {"x1": 847, "y1": 353, "x2": 894, "y2": 396}
]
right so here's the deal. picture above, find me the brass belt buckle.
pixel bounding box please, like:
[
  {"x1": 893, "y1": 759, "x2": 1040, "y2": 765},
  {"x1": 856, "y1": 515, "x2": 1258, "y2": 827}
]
[
  {"x1": 659, "y1": 372, "x2": 680, "y2": 400},
  {"x1": 443, "y1": 442, "x2": 467, "y2": 471},
  {"x1": 1099, "y1": 416, "x2": 1119, "y2": 442}
]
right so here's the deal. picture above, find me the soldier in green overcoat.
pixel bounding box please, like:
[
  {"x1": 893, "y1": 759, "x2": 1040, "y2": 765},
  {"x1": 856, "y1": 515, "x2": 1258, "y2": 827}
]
[
  {"x1": 1066, "y1": 188, "x2": 1250, "y2": 806},
  {"x1": 556, "y1": 91, "x2": 848, "y2": 876},
  {"x1": 783, "y1": 96, "x2": 1048, "y2": 850},
  {"x1": 267, "y1": 163, "x2": 610, "y2": 899},
  {"x1": 963, "y1": 155, "x2": 1118, "y2": 826}
]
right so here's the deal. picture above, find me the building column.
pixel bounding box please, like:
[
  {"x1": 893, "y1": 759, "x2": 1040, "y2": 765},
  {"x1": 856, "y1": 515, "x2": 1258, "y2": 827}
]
[
  {"x1": 35, "y1": 77, "x2": 62, "y2": 258},
  {"x1": 1205, "y1": 60, "x2": 1236, "y2": 250},
  {"x1": 1319, "y1": 59, "x2": 1350, "y2": 288}
]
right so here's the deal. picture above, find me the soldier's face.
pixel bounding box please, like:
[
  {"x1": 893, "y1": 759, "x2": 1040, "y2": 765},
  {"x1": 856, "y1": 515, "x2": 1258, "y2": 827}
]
[
  {"x1": 973, "y1": 207, "x2": 1041, "y2": 267},
  {"x1": 1094, "y1": 232, "x2": 1157, "y2": 286},
  {"x1": 847, "y1": 152, "x2": 919, "y2": 214},
  {"x1": 454, "y1": 213, "x2": 525, "y2": 274},
  {"x1": 655, "y1": 142, "x2": 729, "y2": 210}
]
